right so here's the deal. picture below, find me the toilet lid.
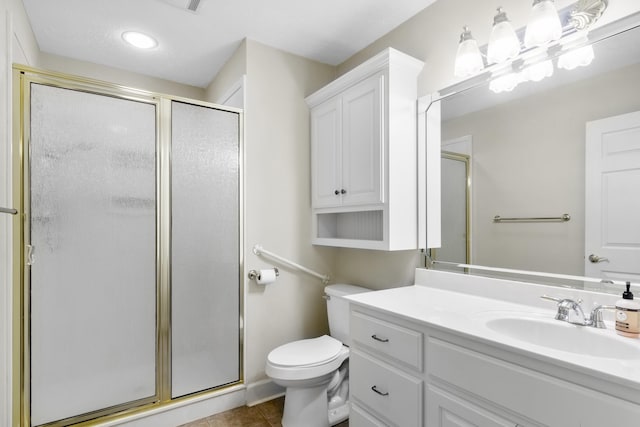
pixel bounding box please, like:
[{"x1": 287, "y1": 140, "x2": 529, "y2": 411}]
[{"x1": 268, "y1": 335, "x2": 343, "y2": 367}]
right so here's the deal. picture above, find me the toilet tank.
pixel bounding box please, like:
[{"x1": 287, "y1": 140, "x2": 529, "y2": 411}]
[{"x1": 325, "y1": 284, "x2": 370, "y2": 346}]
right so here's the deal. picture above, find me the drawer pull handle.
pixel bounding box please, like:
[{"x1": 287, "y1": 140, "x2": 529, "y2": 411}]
[
  {"x1": 371, "y1": 334, "x2": 389, "y2": 343},
  {"x1": 371, "y1": 385, "x2": 389, "y2": 396}
]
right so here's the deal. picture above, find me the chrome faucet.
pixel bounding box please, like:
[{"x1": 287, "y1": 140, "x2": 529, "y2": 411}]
[
  {"x1": 541, "y1": 295, "x2": 615, "y2": 328},
  {"x1": 588, "y1": 304, "x2": 616, "y2": 328}
]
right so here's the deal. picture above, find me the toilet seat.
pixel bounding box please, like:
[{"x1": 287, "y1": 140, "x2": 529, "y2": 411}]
[
  {"x1": 266, "y1": 335, "x2": 349, "y2": 381},
  {"x1": 268, "y1": 335, "x2": 343, "y2": 367}
]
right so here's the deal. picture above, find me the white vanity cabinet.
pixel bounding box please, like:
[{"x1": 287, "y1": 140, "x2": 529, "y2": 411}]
[
  {"x1": 348, "y1": 304, "x2": 640, "y2": 427},
  {"x1": 306, "y1": 48, "x2": 424, "y2": 250},
  {"x1": 349, "y1": 309, "x2": 424, "y2": 426}
]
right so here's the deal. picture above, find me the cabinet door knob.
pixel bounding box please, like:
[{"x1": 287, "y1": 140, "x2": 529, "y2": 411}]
[
  {"x1": 371, "y1": 334, "x2": 389, "y2": 343},
  {"x1": 341, "y1": 189, "x2": 347, "y2": 194},
  {"x1": 334, "y1": 190, "x2": 340, "y2": 195},
  {"x1": 371, "y1": 385, "x2": 389, "y2": 396}
]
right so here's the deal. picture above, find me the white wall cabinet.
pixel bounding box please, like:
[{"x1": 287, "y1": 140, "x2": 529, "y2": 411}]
[
  {"x1": 311, "y1": 74, "x2": 382, "y2": 209},
  {"x1": 306, "y1": 48, "x2": 424, "y2": 250},
  {"x1": 348, "y1": 305, "x2": 640, "y2": 427}
]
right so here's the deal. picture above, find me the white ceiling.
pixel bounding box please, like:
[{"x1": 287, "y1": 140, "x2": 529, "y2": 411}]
[{"x1": 22, "y1": 0, "x2": 437, "y2": 88}]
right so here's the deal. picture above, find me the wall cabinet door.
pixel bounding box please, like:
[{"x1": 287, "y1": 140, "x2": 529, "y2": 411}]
[
  {"x1": 311, "y1": 97, "x2": 342, "y2": 208},
  {"x1": 340, "y1": 73, "x2": 383, "y2": 206},
  {"x1": 311, "y1": 74, "x2": 383, "y2": 209}
]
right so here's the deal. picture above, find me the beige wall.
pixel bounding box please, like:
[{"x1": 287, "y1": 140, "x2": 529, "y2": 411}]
[
  {"x1": 205, "y1": 39, "x2": 246, "y2": 103},
  {"x1": 37, "y1": 52, "x2": 205, "y2": 100},
  {"x1": 206, "y1": 39, "x2": 336, "y2": 385},
  {"x1": 442, "y1": 62, "x2": 640, "y2": 275}
]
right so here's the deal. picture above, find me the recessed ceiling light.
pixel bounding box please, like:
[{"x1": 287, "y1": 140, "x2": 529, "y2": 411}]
[{"x1": 122, "y1": 31, "x2": 158, "y2": 49}]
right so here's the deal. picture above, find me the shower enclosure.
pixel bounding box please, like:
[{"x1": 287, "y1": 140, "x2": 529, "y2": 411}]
[{"x1": 14, "y1": 67, "x2": 243, "y2": 426}]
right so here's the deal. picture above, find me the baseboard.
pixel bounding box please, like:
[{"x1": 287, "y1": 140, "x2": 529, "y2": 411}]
[
  {"x1": 105, "y1": 385, "x2": 246, "y2": 427},
  {"x1": 245, "y1": 379, "x2": 285, "y2": 406}
]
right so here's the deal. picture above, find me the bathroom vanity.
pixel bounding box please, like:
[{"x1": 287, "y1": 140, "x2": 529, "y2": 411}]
[{"x1": 346, "y1": 269, "x2": 640, "y2": 426}]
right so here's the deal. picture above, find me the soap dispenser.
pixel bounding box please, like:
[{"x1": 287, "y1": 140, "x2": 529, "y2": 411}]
[{"x1": 615, "y1": 282, "x2": 640, "y2": 338}]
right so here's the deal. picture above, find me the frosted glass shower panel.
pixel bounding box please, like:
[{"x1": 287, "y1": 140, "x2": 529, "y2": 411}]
[
  {"x1": 29, "y1": 84, "x2": 157, "y2": 425},
  {"x1": 171, "y1": 101, "x2": 240, "y2": 397}
]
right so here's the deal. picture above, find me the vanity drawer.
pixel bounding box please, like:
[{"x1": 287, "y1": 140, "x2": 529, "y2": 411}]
[
  {"x1": 350, "y1": 349, "x2": 422, "y2": 427},
  {"x1": 351, "y1": 311, "x2": 423, "y2": 371}
]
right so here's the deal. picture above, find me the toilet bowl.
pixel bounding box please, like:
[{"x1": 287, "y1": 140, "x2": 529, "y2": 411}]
[
  {"x1": 265, "y1": 284, "x2": 370, "y2": 427},
  {"x1": 266, "y1": 335, "x2": 349, "y2": 426}
]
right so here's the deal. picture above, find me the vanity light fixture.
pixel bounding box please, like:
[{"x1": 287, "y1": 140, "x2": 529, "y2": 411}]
[
  {"x1": 487, "y1": 8, "x2": 520, "y2": 65},
  {"x1": 557, "y1": 31, "x2": 594, "y2": 70},
  {"x1": 122, "y1": 31, "x2": 158, "y2": 49},
  {"x1": 524, "y1": 0, "x2": 563, "y2": 48},
  {"x1": 521, "y1": 58, "x2": 554, "y2": 82},
  {"x1": 454, "y1": 26, "x2": 484, "y2": 78},
  {"x1": 488, "y1": 72, "x2": 520, "y2": 94},
  {"x1": 454, "y1": 0, "x2": 609, "y2": 92}
]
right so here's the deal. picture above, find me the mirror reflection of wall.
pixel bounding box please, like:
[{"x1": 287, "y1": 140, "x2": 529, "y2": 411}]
[{"x1": 439, "y1": 23, "x2": 640, "y2": 279}]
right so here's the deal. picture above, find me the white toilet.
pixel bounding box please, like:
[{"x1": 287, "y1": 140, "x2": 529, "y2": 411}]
[{"x1": 265, "y1": 284, "x2": 370, "y2": 427}]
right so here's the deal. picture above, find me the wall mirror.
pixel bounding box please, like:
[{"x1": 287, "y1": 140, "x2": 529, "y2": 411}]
[{"x1": 429, "y1": 14, "x2": 640, "y2": 294}]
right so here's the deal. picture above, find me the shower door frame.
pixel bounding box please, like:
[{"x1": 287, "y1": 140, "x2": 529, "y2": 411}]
[{"x1": 12, "y1": 66, "x2": 245, "y2": 427}]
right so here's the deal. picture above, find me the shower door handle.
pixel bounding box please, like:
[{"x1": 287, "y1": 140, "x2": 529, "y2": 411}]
[
  {"x1": 26, "y1": 245, "x2": 35, "y2": 266},
  {"x1": 0, "y1": 206, "x2": 18, "y2": 215}
]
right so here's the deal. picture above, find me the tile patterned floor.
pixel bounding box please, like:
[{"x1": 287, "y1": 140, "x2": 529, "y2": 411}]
[{"x1": 179, "y1": 397, "x2": 349, "y2": 427}]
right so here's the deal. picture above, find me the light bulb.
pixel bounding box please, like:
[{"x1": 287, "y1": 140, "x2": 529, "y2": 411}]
[
  {"x1": 487, "y1": 8, "x2": 521, "y2": 64},
  {"x1": 524, "y1": 0, "x2": 562, "y2": 48},
  {"x1": 454, "y1": 26, "x2": 484, "y2": 78}
]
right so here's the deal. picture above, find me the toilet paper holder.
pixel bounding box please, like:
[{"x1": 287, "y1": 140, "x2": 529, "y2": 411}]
[{"x1": 248, "y1": 268, "x2": 279, "y2": 281}]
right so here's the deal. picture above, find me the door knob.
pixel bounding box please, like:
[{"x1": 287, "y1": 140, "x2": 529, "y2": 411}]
[
  {"x1": 588, "y1": 254, "x2": 609, "y2": 263},
  {"x1": 334, "y1": 190, "x2": 340, "y2": 195}
]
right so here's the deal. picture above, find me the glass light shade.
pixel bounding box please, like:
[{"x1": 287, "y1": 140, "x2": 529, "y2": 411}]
[
  {"x1": 557, "y1": 44, "x2": 594, "y2": 70},
  {"x1": 487, "y1": 9, "x2": 521, "y2": 64},
  {"x1": 489, "y1": 72, "x2": 520, "y2": 93},
  {"x1": 454, "y1": 27, "x2": 484, "y2": 78},
  {"x1": 524, "y1": 0, "x2": 562, "y2": 48},
  {"x1": 557, "y1": 32, "x2": 594, "y2": 70},
  {"x1": 521, "y1": 59, "x2": 554, "y2": 82}
]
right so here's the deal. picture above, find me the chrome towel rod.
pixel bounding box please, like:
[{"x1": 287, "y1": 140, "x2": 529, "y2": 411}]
[
  {"x1": 253, "y1": 244, "x2": 330, "y2": 284},
  {"x1": 0, "y1": 207, "x2": 18, "y2": 215},
  {"x1": 493, "y1": 214, "x2": 570, "y2": 223}
]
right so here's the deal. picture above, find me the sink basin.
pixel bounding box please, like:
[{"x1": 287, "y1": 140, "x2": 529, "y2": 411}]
[{"x1": 483, "y1": 316, "x2": 640, "y2": 359}]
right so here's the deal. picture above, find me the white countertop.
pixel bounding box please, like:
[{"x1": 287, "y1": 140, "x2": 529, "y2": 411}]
[{"x1": 346, "y1": 269, "x2": 640, "y2": 391}]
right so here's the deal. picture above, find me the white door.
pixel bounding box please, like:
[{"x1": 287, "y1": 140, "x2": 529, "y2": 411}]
[{"x1": 585, "y1": 110, "x2": 640, "y2": 284}]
